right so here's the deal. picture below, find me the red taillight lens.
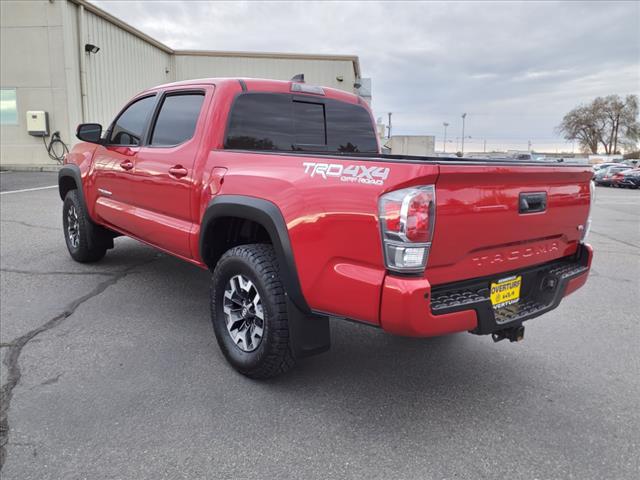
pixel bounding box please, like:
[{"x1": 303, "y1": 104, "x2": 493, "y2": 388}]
[
  {"x1": 378, "y1": 185, "x2": 436, "y2": 273},
  {"x1": 406, "y1": 191, "x2": 432, "y2": 242},
  {"x1": 383, "y1": 200, "x2": 402, "y2": 233}
]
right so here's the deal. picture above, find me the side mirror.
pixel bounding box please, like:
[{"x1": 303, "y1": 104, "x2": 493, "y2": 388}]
[{"x1": 76, "y1": 123, "x2": 103, "y2": 143}]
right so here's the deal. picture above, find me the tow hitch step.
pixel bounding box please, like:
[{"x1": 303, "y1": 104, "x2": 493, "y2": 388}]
[{"x1": 492, "y1": 325, "x2": 525, "y2": 343}]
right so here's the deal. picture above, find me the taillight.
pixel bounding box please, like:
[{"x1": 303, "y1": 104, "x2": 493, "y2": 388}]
[
  {"x1": 378, "y1": 185, "x2": 436, "y2": 273},
  {"x1": 581, "y1": 180, "x2": 595, "y2": 243}
]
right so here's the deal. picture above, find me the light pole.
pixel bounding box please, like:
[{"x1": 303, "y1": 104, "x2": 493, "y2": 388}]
[
  {"x1": 442, "y1": 122, "x2": 449, "y2": 153},
  {"x1": 461, "y1": 113, "x2": 467, "y2": 155}
]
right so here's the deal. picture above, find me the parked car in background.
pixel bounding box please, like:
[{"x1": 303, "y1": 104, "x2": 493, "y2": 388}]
[
  {"x1": 509, "y1": 153, "x2": 561, "y2": 162},
  {"x1": 592, "y1": 162, "x2": 626, "y2": 175},
  {"x1": 594, "y1": 165, "x2": 632, "y2": 186},
  {"x1": 610, "y1": 171, "x2": 627, "y2": 187},
  {"x1": 612, "y1": 168, "x2": 640, "y2": 189}
]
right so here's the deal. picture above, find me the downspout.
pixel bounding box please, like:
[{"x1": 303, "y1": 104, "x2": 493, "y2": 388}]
[{"x1": 78, "y1": 4, "x2": 88, "y2": 122}]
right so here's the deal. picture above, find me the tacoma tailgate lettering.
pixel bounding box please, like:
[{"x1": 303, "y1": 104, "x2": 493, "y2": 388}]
[{"x1": 472, "y1": 241, "x2": 560, "y2": 267}]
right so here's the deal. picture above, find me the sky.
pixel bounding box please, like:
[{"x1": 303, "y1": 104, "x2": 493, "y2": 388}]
[{"x1": 92, "y1": 0, "x2": 640, "y2": 153}]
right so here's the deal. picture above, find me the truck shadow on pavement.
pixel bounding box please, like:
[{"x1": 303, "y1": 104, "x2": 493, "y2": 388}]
[{"x1": 113, "y1": 242, "x2": 532, "y2": 406}]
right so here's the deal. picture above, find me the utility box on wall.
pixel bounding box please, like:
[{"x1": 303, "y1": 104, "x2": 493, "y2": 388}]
[{"x1": 26, "y1": 111, "x2": 49, "y2": 137}]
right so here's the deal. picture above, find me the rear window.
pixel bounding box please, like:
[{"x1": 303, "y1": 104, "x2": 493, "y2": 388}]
[
  {"x1": 225, "y1": 93, "x2": 377, "y2": 153},
  {"x1": 294, "y1": 101, "x2": 326, "y2": 145}
]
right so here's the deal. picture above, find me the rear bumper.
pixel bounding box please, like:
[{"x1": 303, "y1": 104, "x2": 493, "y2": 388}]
[{"x1": 380, "y1": 243, "x2": 593, "y2": 337}]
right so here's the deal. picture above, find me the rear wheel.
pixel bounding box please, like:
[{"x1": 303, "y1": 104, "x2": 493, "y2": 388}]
[
  {"x1": 62, "y1": 190, "x2": 108, "y2": 262},
  {"x1": 210, "y1": 244, "x2": 295, "y2": 379}
]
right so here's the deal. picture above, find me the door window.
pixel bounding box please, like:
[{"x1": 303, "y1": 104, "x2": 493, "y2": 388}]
[
  {"x1": 109, "y1": 95, "x2": 156, "y2": 146},
  {"x1": 150, "y1": 93, "x2": 205, "y2": 146}
]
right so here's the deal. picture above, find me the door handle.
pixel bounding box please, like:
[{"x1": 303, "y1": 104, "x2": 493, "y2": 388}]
[
  {"x1": 120, "y1": 160, "x2": 134, "y2": 171},
  {"x1": 519, "y1": 192, "x2": 547, "y2": 214},
  {"x1": 169, "y1": 165, "x2": 188, "y2": 178}
]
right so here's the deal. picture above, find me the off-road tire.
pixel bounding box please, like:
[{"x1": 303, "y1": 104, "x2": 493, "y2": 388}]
[
  {"x1": 210, "y1": 244, "x2": 295, "y2": 379},
  {"x1": 62, "y1": 190, "x2": 107, "y2": 262}
]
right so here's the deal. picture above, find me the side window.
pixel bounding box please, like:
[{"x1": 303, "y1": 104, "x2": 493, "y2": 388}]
[
  {"x1": 109, "y1": 95, "x2": 156, "y2": 146},
  {"x1": 150, "y1": 93, "x2": 205, "y2": 146}
]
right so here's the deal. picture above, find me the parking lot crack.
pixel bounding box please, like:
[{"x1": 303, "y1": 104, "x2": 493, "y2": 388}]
[
  {"x1": 0, "y1": 268, "x2": 115, "y2": 277},
  {"x1": 39, "y1": 374, "x2": 63, "y2": 386},
  {"x1": 0, "y1": 219, "x2": 58, "y2": 231},
  {"x1": 590, "y1": 269, "x2": 634, "y2": 283},
  {"x1": 590, "y1": 230, "x2": 640, "y2": 250},
  {"x1": 0, "y1": 255, "x2": 159, "y2": 470}
]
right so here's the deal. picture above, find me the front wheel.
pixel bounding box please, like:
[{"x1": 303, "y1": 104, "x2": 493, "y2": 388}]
[
  {"x1": 62, "y1": 190, "x2": 107, "y2": 262},
  {"x1": 210, "y1": 244, "x2": 295, "y2": 379}
]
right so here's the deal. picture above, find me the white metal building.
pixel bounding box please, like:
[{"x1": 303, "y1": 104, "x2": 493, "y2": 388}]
[
  {"x1": 387, "y1": 135, "x2": 436, "y2": 156},
  {"x1": 0, "y1": 0, "x2": 367, "y2": 167}
]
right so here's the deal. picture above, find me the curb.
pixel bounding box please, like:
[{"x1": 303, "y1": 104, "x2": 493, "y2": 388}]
[{"x1": 0, "y1": 165, "x2": 62, "y2": 173}]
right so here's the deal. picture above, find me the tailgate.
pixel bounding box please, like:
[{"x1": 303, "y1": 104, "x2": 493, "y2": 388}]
[{"x1": 427, "y1": 163, "x2": 592, "y2": 285}]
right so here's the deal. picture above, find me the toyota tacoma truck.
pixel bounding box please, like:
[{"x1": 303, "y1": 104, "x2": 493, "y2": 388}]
[{"x1": 58, "y1": 78, "x2": 594, "y2": 378}]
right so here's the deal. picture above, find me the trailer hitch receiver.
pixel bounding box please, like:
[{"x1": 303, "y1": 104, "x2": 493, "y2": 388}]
[{"x1": 491, "y1": 325, "x2": 525, "y2": 343}]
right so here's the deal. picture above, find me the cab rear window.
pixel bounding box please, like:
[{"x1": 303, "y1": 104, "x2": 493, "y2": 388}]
[{"x1": 224, "y1": 93, "x2": 378, "y2": 153}]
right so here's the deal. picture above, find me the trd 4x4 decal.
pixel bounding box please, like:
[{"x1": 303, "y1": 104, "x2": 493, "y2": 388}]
[{"x1": 302, "y1": 162, "x2": 390, "y2": 185}]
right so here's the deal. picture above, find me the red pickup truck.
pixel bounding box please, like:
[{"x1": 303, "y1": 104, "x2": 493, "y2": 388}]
[{"x1": 59, "y1": 78, "x2": 594, "y2": 378}]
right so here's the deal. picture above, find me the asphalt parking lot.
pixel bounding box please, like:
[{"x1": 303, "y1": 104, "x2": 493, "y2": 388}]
[{"x1": 1, "y1": 171, "x2": 638, "y2": 479}]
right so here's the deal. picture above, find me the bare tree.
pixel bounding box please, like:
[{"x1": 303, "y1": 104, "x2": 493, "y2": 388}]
[
  {"x1": 557, "y1": 94, "x2": 639, "y2": 154},
  {"x1": 603, "y1": 95, "x2": 639, "y2": 154},
  {"x1": 556, "y1": 103, "x2": 603, "y2": 154}
]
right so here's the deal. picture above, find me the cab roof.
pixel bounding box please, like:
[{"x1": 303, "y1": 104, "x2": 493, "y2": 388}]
[{"x1": 142, "y1": 78, "x2": 363, "y2": 105}]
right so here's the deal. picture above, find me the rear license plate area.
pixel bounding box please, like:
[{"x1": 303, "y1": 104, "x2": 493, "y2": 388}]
[{"x1": 490, "y1": 275, "x2": 522, "y2": 310}]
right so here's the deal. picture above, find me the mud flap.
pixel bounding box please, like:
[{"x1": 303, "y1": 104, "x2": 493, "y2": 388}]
[
  {"x1": 287, "y1": 299, "x2": 330, "y2": 358},
  {"x1": 87, "y1": 222, "x2": 115, "y2": 251}
]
